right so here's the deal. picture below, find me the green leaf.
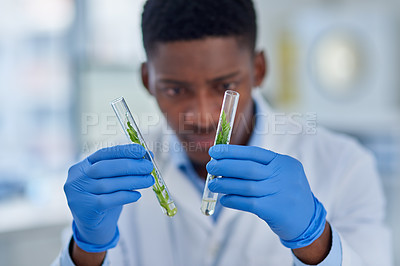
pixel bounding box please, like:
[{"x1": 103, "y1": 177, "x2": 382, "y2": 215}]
[
  {"x1": 126, "y1": 120, "x2": 177, "y2": 216},
  {"x1": 126, "y1": 121, "x2": 140, "y2": 144},
  {"x1": 215, "y1": 111, "x2": 231, "y2": 145}
]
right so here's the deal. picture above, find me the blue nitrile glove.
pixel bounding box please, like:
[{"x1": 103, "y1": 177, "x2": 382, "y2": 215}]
[
  {"x1": 64, "y1": 144, "x2": 155, "y2": 252},
  {"x1": 207, "y1": 144, "x2": 326, "y2": 249}
]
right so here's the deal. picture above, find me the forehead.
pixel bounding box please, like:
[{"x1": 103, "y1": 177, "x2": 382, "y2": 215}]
[{"x1": 147, "y1": 37, "x2": 252, "y2": 78}]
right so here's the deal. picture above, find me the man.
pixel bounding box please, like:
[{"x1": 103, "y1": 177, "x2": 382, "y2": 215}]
[{"x1": 55, "y1": 0, "x2": 392, "y2": 265}]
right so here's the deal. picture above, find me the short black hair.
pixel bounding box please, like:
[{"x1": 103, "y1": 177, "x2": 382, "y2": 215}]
[{"x1": 141, "y1": 0, "x2": 257, "y2": 57}]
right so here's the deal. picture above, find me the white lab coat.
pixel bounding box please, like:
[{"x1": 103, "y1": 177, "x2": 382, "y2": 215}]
[
  {"x1": 53, "y1": 90, "x2": 392, "y2": 266},
  {"x1": 104, "y1": 90, "x2": 392, "y2": 266}
]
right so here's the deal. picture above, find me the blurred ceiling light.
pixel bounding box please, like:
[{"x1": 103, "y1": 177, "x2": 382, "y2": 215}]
[
  {"x1": 311, "y1": 30, "x2": 364, "y2": 98},
  {"x1": 24, "y1": 0, "x2": 75, "y2": 32}
]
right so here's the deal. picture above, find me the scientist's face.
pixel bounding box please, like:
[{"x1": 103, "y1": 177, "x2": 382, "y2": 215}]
[{"x1": 142, "y1": 37, "x2": 266, "y2": 164}]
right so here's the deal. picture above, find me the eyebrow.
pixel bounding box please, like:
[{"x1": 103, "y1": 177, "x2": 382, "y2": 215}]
[
  {"x1": 208, "y1": 71, "x2": 241, "y2": 83},
  {"x1": 157, "y1": 79, "x2": 190, "y2": 86},
  {"x1": 156, "y1": 71, "x2": 241, "y2": 86}
]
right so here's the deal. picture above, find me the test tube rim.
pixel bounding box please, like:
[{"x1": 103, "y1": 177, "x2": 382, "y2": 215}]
[
  {"x1": 224, "y1": 90, "x2": 240, "y2": 98},
  {"x1": 110, "y1": 96, "x2": 125, "y2": 106}
]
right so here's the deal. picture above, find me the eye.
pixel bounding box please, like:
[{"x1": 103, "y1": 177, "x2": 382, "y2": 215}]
[
  {"x1": 163, "y1": 87, "x2": 186, "y2": 97},
  {"x1": 219, "y1": 82, "x2": 237, "y2": 92}
]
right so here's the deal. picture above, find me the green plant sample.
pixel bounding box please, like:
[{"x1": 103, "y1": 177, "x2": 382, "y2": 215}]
[
  {"x1": 127, "y1": 121, "x2": 140, "y2": 143},
  {"x1": 208, "y1": 111, "x2": 231, "y2": 181},
  {"x1": 126, "y1": 119, "x2": 177, "y2": 217},
  {"x1": 215, "y1": 111, "x2": 231, "y2": 145}
]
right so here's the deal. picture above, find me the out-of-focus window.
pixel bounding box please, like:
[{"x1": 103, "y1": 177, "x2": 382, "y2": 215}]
[{"x1": 0, "y1": 0, "x2": 76, "y2": 201}]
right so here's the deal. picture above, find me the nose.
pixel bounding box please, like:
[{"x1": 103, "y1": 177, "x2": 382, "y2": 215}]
[{"x1": 188, "y1": 89, "x2": 220, "y2": 130}]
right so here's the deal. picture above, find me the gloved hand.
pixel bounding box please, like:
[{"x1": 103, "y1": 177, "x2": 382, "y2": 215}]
[
  {"x1": 207, "y1": 144, "x2": 326, "y2": 249},
  {"x1": 64, "y1": 144, "x2": 155, "y2": 252}
]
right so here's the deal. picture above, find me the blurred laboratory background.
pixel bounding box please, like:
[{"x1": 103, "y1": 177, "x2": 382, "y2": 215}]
[{"x1": 0, "y1": 0, "x2": 399, "y2": 265}]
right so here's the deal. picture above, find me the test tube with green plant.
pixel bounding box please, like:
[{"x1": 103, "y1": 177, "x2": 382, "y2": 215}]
[
  {"x1": 111, "y1": 97, "x2": 177, "y2": 217},
  {"x1": 201, "y1": 90, "x2": 240, "y2": 216}
]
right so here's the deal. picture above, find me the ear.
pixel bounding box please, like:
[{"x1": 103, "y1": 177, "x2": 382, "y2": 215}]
[
  {"x1": 253, "y1": 50, "x2": 267, "y2": 87},
  {"x1": 141, "y1": 62, "x2": 152, "y2": 95}
]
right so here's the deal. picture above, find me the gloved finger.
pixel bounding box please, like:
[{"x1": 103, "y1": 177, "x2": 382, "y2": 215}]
[
  {"x1": 144, "y1": 150, "x2": 155, "y2": 161},
  {"x1": 95, "y1": 190, "x2": 142, "y2": 210},
  {"x1": 87, "y1": 144, "x2": 146, "y2": 164},
  {"x1": 209, "y1": 145, "x2": 278, "y2": 165},
  {"x1": 208, "y1": 177, "x2": 277, "y2": 197},
  {"x1": 220, "y1": 194, "x2": 264, "y2": 215},
  {"x1": 86, "y1": 158, "x2": 154, "y2": 178},
  {"x1": 85, "y1": 175, "x2": 155, "y2": 194},
  {"x1": 206, "y1": 159, "x2": 274, "y2": 180}
]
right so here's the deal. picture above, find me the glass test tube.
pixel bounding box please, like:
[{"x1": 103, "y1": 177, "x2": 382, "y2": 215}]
[
  {"x1": 201, "y1": 90, "x2": 240, "y2": 216},
  {"x1": 111, "y1": 97, "x2": 177, "y2": 217}
]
